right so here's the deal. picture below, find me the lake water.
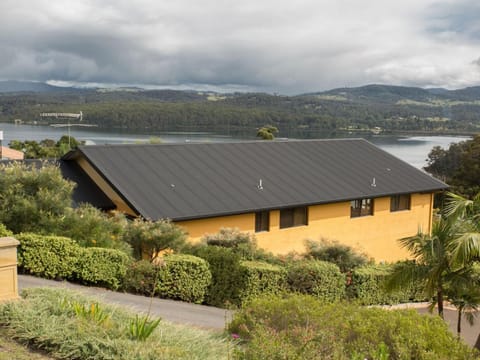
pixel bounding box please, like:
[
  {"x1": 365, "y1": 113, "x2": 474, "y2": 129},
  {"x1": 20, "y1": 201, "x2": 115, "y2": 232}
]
[{"x1": 0, "y1": 122, "x2": 471, "y2": 169}]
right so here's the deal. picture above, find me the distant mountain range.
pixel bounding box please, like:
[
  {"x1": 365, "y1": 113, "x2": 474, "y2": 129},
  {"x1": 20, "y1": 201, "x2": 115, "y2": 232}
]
[{"x1": 1, "y1": 80, "x2": 480, "y2": 104}]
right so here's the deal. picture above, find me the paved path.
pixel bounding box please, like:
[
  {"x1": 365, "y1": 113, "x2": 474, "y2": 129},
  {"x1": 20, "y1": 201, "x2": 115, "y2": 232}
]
[
  {"x1": 18, "y1": 275, "x2": 480, "y2": 347},
  {"x1": 18, "y1": 275, "x2": 232, "y2": 330}
]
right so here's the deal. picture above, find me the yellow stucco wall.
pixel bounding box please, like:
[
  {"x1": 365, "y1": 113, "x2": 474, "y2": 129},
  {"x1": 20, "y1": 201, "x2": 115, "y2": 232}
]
[
  {"x1": 176, "y1": 193, "x2": 434, "y2": 262},
  {"x1": 76, "y1": 157, "x2": 137, "y2": 216}
]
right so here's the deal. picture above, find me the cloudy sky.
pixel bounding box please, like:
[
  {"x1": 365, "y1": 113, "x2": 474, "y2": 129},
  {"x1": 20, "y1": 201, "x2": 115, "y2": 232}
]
[{"x1": 1, "y1": 0, "x2": 479, "y2": 94}]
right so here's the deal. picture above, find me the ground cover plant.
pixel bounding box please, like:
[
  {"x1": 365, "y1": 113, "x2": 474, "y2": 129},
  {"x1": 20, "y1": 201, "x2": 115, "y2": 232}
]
[
  {"x1": 229, "y1": 294, "x2": 478, "y2": 360},
  {"x1": 0, "y1": 288, "x2": 232, "y2": 360}
]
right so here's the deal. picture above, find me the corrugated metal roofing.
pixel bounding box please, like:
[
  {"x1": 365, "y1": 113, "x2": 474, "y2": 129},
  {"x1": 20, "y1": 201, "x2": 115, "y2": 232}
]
[{"x1": 63, "y1": 139, "x2": 448, "y2": 221}]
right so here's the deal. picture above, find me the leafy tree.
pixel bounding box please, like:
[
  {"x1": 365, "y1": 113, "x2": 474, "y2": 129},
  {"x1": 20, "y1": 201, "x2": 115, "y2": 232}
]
[
  {"x1": 0, "y1": 161, "x2": 75, "y2": 234},
  {"x1": 425, "y1": 135, "x2": 480, "y2": 197},
  {"x1": 122, "y1": 218, "x2": 187, "y2": 260},
  {"x1": 256, "y1": 125, "x2": 278, "y2": 140}
]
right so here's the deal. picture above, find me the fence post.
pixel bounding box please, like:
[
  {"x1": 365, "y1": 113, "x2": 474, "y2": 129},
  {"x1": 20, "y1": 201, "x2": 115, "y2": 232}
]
[{"x1": 0, "y1": 237, "x2": 20, "y2": 301}]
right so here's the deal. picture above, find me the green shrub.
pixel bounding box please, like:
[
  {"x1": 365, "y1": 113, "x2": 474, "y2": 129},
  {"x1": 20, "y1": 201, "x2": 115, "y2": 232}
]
[
  {"x1": 156, "y1": 254, "x2": 212, "y2": 303},
  {"x1": 229, "y1": 294, "x2": 478, "y2": 360},
  {"x1": 122, "y1": 260, "x2": 161, "y2": 296},
  {"x1": 237, "y1": 261, "x2": 287, "y2": 303},
  {"x1": 123, "y1": 218, "x2": 187, "y2": 260},
  {"x1": 305, "y1": 238, "x2": 370, "y2": 272},
  {"x1": 287, "y1": 260, "x2": 345, "y2": 302},
  {"x1": 59, "y1": 205, "x2": 129, "y2": 252},
  {"x1": 0, "y1": 161, "x2": 75, "y2": 234},
  {"x1": 0, "y1": 223, "x2": 13, "y2": 237},
  {"x1": 192, "y1": 245, "x2": 243, "y2": 307},
  {"x1": 201, "y1": 228, "x2": 257, "y2": 258},
  {"x1": 74, "y1": 247, "x2": 131, "y2": 290},
  {"x1": 17, "y1": 233, "x2": 131, "y2": 289},
  {"x1": 348, "y1": 263, "x2": 426, "y2": 305},
  {"x1": 17, "y1": 233, "x2": 78, "y2": 280}
]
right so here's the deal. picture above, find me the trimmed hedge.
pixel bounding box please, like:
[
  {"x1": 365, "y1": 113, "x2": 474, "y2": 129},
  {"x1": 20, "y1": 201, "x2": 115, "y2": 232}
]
[
  {"x1": 347, "y1": 264, "x2": 426, "y2": 305},
  {"x1": 17, "y1": 233, "x2": 130, "y2": 289},
  {"x1": 157, "y1": 254, "x2": 212, "y2": 303},
  {"x1": 17, "y1": 233, "x2": 78, "y2": 280},
  {"x1": 237, "y1": 260, "x2": 287, "y2": 303},
  {"x1": 286, "y1": 260, "x2": 345, "y2": 302},
  {"x1": 193, "y1": 246, "x2": 243, "y2": 307},
  {"x1": 192, "y1": 246, "x2": 288, "y2": 307},
  {"x1": 74, "y1": 247, "x2": 130, "y2": 290}
]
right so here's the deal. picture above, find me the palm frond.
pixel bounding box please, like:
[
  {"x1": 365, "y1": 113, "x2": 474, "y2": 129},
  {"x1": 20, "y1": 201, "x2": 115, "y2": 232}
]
[{"x1": 450, "y1": 232, "x2": 480, "y2": 267}]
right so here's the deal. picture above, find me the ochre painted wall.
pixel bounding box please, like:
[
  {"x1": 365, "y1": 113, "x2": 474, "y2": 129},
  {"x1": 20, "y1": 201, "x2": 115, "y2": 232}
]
[
  {"x1": 76, "y1": 157, "x2": 137, "y2": 216},
  {"x1": 176, "y1": 193, "x2": 434, "y2": 262}
]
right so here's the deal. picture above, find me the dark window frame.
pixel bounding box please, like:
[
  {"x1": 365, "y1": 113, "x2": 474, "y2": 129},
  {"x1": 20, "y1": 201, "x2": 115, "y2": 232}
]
[
  {"x1": 390, "y1": 194, "x2": 411, "y2": 212},
  {"x1": 279, "y1": 206, "x2": 308, "y2": 229},
  {"x1": 255, "y1": 211, "x2": 270, "y2": 232},
  {"x1": 350, "y1": 198, "x2": 374, "y2": 218}
]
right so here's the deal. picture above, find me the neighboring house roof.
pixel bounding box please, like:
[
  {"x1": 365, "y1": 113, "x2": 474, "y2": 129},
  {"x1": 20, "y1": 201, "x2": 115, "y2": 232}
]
[
  {"x1": 0, "y1": 146, "x2": 24, "y2": 160},
  {"x1": 62, "y1": 139, "x2": 448, "y2": 221}
]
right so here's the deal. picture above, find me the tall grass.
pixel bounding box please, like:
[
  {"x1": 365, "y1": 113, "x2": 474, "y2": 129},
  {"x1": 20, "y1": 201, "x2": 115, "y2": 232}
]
[{"x1": 0, "y1": 288, "x2": 232, "y2": 360}]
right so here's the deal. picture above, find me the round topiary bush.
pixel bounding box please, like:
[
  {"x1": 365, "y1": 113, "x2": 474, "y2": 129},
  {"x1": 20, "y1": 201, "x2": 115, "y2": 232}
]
[{"x1": 286, "y1": 260, "x2": 345, "y2": 302}]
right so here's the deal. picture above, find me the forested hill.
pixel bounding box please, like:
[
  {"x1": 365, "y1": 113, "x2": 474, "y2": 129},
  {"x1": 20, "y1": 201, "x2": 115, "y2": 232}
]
[{"x1": 1, "y1": 81, "x2": 480, "y2": 135}]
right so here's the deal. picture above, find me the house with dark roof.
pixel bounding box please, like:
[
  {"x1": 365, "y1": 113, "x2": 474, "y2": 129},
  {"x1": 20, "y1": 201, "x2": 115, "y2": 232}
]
[{"x1": 62, "y1": 139, "x2": 447, "y2": 261}]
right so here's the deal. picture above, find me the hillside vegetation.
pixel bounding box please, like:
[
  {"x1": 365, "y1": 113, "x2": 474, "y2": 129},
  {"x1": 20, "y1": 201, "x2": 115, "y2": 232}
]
[{"x1": 1, "y1": 82, "x2": 480, "y2": 135}]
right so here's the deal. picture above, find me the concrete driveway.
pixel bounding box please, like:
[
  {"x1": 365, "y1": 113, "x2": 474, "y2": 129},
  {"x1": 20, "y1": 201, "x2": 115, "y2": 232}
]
[{"x1": 18, "y1": 275, "x2": 232, "y2": 330}]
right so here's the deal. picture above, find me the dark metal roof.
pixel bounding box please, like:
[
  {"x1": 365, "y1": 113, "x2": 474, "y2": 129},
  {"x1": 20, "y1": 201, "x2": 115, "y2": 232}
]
[
  {"x1": 58, "y1": 160, "x2": 116, "y2": 210},
  {"x1": 63, "y1": 139, "x2": 448, "y2": 221}
]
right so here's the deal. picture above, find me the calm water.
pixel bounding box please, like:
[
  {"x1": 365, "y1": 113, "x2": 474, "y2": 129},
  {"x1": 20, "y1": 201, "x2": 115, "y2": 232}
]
[{"x1": 0, "y1": 122, "x2": 471, "y2": 169}]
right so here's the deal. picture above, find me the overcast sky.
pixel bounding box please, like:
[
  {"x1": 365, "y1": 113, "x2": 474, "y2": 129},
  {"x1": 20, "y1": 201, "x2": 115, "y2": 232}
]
[{"x1": 1, "y1": 0, "x2": 479, "y2": 94}]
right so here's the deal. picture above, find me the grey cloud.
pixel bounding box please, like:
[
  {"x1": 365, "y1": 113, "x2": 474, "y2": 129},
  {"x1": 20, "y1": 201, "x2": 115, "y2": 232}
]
[
  {"x1": 425, "y1": 1, "x2": 480, "y2": 40},
  {"x1": 0, "y1": 1, "x2": 479, "y2": 94}
]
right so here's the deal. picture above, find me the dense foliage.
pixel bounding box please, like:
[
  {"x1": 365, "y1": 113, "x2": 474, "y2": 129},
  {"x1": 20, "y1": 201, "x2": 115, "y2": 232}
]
[
  {"x1": 191, "y1": 246, "x2": 243, "y2": 307},
  {"x1": 229, "y1": 294, "x2": 478, "y2": 360},
  {"x1": 237, "y1": 261, "x2": 287, "y2": 303},
  {"x1": 123, "y1": 218, "x2": 187, "y2": 260},
  {"x1": 9, "y1": 135, "x2": 81, "y2": 159},
  {"x1": 0, "y1": 288, "x2": 232, "y2": 360},
  {"x1": 286, "y1": 260, "x2": 346, "y2": 302},
  {"x1": 73, "y1": 247, "x2": 131, "y2": 289},
  {"x1": 425, "y1": 134, "x2": 480, "y2": 197},
  {"x1": 156, "y1": 254, "x2": 212, "y2": 303},
  {"x1": 17, "y1": 233, "x2": 130, "y2": 289},
  {"x1": 0, "y1": 161, "x2": 75, "y2": 234},
  {"x1": 305, "y1": 238, "x2": 371, "y2": 272},
  {"x1": 348, "y1": 263, "x2": 425, "y2": 305}
]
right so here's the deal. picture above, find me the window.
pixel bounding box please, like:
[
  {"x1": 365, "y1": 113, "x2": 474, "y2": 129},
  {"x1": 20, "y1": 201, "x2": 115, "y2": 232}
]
[
  {"x1": 255, "y1": 211, "x2": 270, "y2": 232},
  {"x1": 350, "y1": 198, "x2": 373, "y2": 218},
  {"x1": 280, "y1": 207, "x2": 308, "y2": 229},
  {"x1": 390, "y1": 194, "x2": 411, "y2": 212}
]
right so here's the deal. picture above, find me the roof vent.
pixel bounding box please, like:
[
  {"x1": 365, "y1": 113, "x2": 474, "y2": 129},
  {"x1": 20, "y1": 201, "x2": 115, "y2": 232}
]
[
  {"x1": 170, "y1": 183, "x2": 175, "y2": 190},
  {"x1": 257, "y1": 179, "x2": 264, "y2": 190},
  {"x1": 371, "y1": 177, "x2": 376, "y2": 187}
]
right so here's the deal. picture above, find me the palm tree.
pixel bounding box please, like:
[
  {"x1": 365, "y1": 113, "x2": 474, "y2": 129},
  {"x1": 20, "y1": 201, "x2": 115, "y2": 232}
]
[
  {"x1": 447, "y1": 275, "x2": 480, "y2": 338},
  {"x1": 385, "y1": 217, "x2": 458, "y2": 319},
  {"x1": 444, "y1": 192, "x2": 480, "y2": 267}
]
